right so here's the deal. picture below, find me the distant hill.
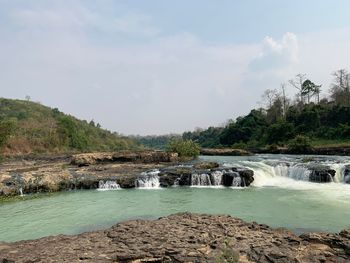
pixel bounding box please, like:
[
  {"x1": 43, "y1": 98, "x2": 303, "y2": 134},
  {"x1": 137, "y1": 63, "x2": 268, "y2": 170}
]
[{"x1": 0, "y1": 98, "x2": 138, "y2": 155}]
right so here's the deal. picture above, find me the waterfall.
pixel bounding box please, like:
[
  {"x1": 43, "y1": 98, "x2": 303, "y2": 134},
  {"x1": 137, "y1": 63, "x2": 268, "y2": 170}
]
[
  {"x1": 191, "y1": 173, "x2": 212, "y2": 186},
  {"x1": 210, "y1": 171, "x2": 223, "y2": 186},
  {"x1": 136, "y1": 170, "x2": 160, "y2": 188},
  {"x1": 232, "y1": 176, "x2": 242, "y2": 187},
  {"x1": 98, "y1": 180, "x2": 120, "y2": 190},
  {"x1": 274, "y1": 164, "x2": 311, "y2": 181},
  {"x1": 19, "y1": 187, "x2": 24, "y2": 196},
  {"x1": 329, "y1": 163, "x2": 345, "y2": 183}
]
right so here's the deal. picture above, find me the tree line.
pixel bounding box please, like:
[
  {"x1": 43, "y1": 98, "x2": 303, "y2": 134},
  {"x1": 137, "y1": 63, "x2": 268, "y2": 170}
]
[{"x1": 183, "y1": 69, "x2": 350, "y2": 149}]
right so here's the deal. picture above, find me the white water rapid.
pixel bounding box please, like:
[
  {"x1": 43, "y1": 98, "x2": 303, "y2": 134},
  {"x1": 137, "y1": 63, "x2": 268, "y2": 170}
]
[
  {"x1": 135, "y1": 170, "x2": 160, "y2": 188},
  {"x1": 97, "y1": 180, "x2": 120, "y2": 190}
]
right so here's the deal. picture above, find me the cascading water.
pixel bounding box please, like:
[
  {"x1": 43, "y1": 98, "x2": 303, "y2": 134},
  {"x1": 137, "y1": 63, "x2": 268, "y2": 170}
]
[
  {"x1": 136, "y1": 170, "x2": 160, "y2": 188},
  {"x1": 229, "y1": 156, "x2": 350, "y2": 187},
  {"x1": 210, "y1": 171, "x2": 223, "y2": 186},
  {"x1": 98, "y1": 180, "x2": 120, "y2": 190},
  {"x1": 232, "y1": 176, "x2": 242, "y2": 187},
  {"x1": 191, "y1": 173, "x2": 212, "y2": 186}
]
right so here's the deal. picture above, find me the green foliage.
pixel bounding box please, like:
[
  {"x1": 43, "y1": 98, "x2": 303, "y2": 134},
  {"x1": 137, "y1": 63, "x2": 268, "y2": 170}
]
[
  {"x1": 133, "y1": 134, "x2": 182, "y2": 150},
  {"x1": 266, "y1": 121, "x2": 294, "y2": 144},
  {"x1": 182, "y1": 100, "x2": 350, "y2": 152},
  {"x1": 0, "y1": 98, "x2": 137, "y2": 154},
  {"x1": 0, "y1": 119, "x2": 17, "y2": 147},
  {"x1": 167, "y1": 139, "x2": 200, "y2": 157},
  {"x1": 287, "y1": 135, "x2": 313, "y2": 153}
]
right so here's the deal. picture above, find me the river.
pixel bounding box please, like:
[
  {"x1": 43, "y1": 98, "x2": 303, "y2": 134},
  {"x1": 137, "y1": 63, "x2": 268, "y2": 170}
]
[{"x1": 1, "y1": 154, "x2": 350, "y2": 242}]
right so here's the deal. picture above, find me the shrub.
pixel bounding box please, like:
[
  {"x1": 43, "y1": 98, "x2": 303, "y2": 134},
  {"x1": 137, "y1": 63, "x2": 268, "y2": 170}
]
[
  {"x1": 0, "y1": 119, "x2": 17, "y2": 147},
  {"x1": 287, "y1": 135, "x2": 313, "y2": 153},
  {"x1": 216, "y1": 240, "x2": 240, "y2": 263},
  {"x1": 167, "y1": 139, "x2": 200, "y2": 157}
]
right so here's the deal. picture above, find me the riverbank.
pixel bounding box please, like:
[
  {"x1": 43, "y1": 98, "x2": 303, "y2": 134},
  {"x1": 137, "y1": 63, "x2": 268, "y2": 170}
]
[
  {"x1": 0, "y1": 212, "x2": 349, "y2": 262},
  {"x1": 200, "y1": 145, "x2": 350, "y2": 156},
  {"x1": 0, "y1": 151, "x2": 178, "y2": 196}
]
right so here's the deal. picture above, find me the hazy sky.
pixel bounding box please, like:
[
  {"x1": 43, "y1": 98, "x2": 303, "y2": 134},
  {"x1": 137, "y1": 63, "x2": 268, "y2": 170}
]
[{"x1": 1, "y1": 0, "x2": 350, "y2": 135}]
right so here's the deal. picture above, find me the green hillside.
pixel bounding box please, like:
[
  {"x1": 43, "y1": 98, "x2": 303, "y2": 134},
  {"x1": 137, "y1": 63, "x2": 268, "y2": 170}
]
[{"x1": 0, "y1": 98, "x2": 137, "y2": 155}]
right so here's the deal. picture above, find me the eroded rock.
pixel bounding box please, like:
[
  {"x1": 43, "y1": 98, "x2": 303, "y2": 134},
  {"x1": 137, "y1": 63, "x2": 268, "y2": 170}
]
[{"x1": 0, "y1": 213, "x2": 349, "y2": 262}]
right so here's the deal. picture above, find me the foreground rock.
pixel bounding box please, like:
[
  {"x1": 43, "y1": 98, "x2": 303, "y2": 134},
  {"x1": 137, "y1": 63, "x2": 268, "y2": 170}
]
[
  {"x1": 0, "y1": 213, "x2": 349, "y2": 263},
  {"x1": 200, "y1": 148, "x2": 252, "y2": 156}
]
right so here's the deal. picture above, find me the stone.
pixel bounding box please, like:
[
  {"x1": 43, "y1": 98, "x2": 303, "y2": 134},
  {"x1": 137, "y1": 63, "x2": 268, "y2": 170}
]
[
  {"x1": 0, "y1": 213, "x2": 349, "y2": 262},
  {"x1": 309, "y1": 166, "x2": 336, "y2": 183}
]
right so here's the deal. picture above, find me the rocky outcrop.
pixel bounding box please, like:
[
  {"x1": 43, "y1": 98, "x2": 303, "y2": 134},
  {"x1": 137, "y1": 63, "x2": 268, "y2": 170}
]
[
  {"x1": 0, "y1": 159, "x2": 253, "y2": 197},
  {"x1": 193, "y1": 161, "x2": 219, "y2": 169},
  {"x1": 308, "y1": 166, "x2": 336, "y2": 183},
  {"x1": 0, "y1": 213, "x2": 349, "y2": 262},
  {"x1": 0, "y1": 158, "x2": 165, "y2": 196},
  {"x1": 71, "y1": 151, "x2": 178, "y2": 166},
  {"x1": 158, "y1": 163, "x2": 254, "y2": 187},
  {"x1": 200, "y1": 148, "x2": 252, "y2": 156}
]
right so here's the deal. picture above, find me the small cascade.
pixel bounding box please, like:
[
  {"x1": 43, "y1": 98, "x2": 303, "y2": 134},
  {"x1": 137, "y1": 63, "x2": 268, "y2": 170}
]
[
  {"x1": 274, "y1": 164, "x2": 311, "y2": 181},
  {"x1": 19, "y1": 187, "x2": 24, "y2": 196},
  {"x1": 191, "y1": 173, "x2": 212, "y2": 186},
  {"x1": 136, "y1": 170, "x2": 160, "y2": 188},
  {"x1": 329, "y1": 163, "x2": 346, "y2": 183},
  {"x1": 210, "y1": 171, "x2": 223, "y2": 186},
  {"x1": 98, "y1": 180, "x2": 120, "y2": 190},
  {"x1": 232, "y1": 176, "x2": 242, "y2": 187}
]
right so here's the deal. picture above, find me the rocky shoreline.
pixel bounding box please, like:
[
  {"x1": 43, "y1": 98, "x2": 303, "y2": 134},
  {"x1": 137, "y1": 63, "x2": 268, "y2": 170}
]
[
  {"x1": 0, "y1": 151, "x2": 256, "y2": 196},
  {"x1": 0, "y1": 213, "x2": 349, "y2": 262},
  {"x1": 2, "y1": 150, "x2": 350, "y2": 196}
]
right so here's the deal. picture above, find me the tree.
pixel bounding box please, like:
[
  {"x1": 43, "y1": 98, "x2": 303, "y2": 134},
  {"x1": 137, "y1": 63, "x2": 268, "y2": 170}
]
[
  {"x1": 301, "y1": 79, "x2": 321, "y2": 104},
  {"x1": 280, "y1": 83, "x2": 289, "y2": 119},
  {"x1": 261, "y1": 89, "x2": 279, "y2": 109},
  {"x1": 330, "y1": 69, "x2": 350, "y2": 106},
  {"x1": 167, "y1": 139, "x2": 200, "y2": 157},
  {"x1": 289, "y1": 74, "x2": 306, "y2": 104}
]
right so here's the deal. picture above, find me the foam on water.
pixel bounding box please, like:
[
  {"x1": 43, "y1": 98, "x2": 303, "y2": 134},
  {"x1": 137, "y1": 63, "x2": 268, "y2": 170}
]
[
  {"x1": 136, "y1": 169, "x2": 161, "y2": 189},
  {"x1": 97, "y1": 180, "x2": 120, "y2": 191}
]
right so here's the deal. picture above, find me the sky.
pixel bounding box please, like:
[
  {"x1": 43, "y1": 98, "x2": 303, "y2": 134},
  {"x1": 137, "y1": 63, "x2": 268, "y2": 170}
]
[{"x1": 1, "y1": 0, "x2": 350, "y2": 135}]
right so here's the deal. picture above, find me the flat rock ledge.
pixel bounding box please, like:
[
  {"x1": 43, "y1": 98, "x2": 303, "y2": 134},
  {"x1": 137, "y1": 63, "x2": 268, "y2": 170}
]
[
  {"x1": 200, "y1": 148, "x2": 252, "y2": 156},
  {"x1": 71, "y1": 151, "x2": 179, "y2": 166},
  {"x1": 1, "y1": 213, "x2": 349, "y2": 263}
]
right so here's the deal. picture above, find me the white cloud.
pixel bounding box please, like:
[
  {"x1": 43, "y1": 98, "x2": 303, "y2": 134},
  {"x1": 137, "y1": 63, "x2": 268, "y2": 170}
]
[{"x1": 249, "y1": 32, "x2": 299, "y2": 72}]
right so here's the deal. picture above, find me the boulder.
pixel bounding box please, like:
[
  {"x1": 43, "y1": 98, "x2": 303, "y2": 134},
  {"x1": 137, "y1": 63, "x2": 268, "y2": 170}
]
[
  {"x1": 344, "y1": 165, "x2": 350, "y2": 184},
  {"x1": 309, "y1": 166, "x2": 336, "y2": 183}
]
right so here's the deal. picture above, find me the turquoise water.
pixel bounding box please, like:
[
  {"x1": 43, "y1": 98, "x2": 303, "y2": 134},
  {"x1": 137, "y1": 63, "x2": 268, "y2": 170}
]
[{"x1": 1, "y1": 154, "x2": 350, "y2": 242}]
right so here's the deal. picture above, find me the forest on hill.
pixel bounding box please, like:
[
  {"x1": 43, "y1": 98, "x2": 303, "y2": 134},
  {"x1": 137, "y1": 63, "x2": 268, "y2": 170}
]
[
  {"x1": 183, "y1": 69, "x2": 350, "y2": 149},
  {"x1": 0, "y1": 98, "x2": 137, "y2": 155}
]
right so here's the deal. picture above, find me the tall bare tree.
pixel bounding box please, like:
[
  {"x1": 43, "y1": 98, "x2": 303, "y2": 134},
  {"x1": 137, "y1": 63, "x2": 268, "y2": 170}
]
[
  {"x1": 289, "y1": 74, "x2": 306, "y2": 103},
  {"x1": 330, "y1": 69, "x2": 350, "y2": 106},
  {"x1": 280, "y1": 83, "x2": 288, "y2": 119},
  {"x1": 261, "y1": 89, "x2": 279, "y2": 109}
]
